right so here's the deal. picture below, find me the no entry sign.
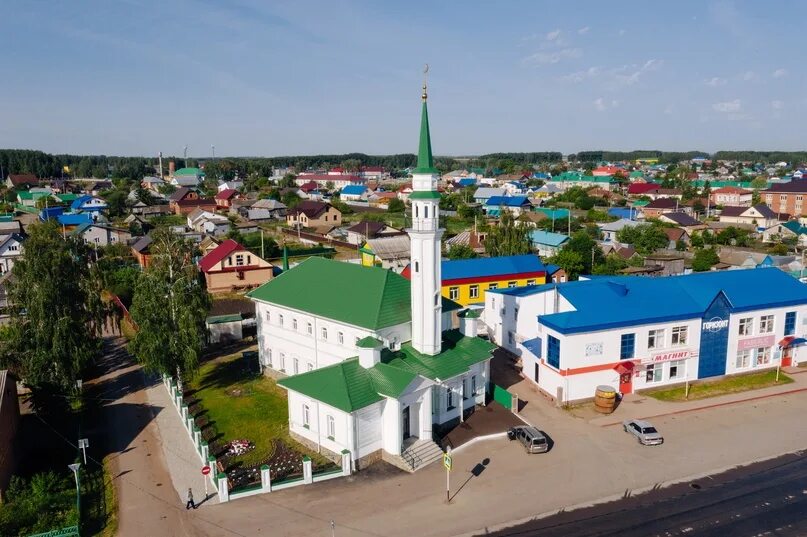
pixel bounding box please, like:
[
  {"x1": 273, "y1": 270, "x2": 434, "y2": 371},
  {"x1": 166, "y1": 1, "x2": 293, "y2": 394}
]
[{"x1": 201, "y1": 465, "x2": 211, "y2": 476}]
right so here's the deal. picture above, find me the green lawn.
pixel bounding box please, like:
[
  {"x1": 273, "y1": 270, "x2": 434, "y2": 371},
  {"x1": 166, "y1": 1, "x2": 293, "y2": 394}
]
[
  {"x1": 643, "y1": 369, "x2": 793, "y2": 402},
  {"x1": 189, "y1": 347, "x2": 290, "y2": 466}
]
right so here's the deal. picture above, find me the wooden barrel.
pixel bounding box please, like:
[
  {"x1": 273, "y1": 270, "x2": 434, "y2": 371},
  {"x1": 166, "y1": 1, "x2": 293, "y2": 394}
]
[{"x1": 593, "y1": 385, "x2": 617, "y2": 414}]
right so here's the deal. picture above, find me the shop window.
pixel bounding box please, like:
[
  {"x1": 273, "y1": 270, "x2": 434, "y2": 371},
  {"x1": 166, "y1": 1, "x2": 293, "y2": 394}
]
[
  {"x1": 547, "y1": 335, "x2": 560, "y2": 369},
  {"x1": 647, "y1": 329, "x2": 664, "y2": 350},
  {"x1": 756, "y1": 346, "x2": 771, "y2": 365},
  {"x1": 735, "y1": 349, "x2": 752, "y2": 369},
  {"x1": 645, "y1": 364, "x2": 662, "y2": 383},
  {"x1": 785, "y1": 311, "x2": 796, "y2": 336},
  {"x1": 669, "y1": 360, "x2": 684, "y2": 379},
  {"x1": 671, "y1": 326, "x2": 688, "y2": 346},
  {"x1": 738, "y1": 317, "x2": 753, "y2": 336},
  {"x1": 759, "y1": 315, "x2": 774, "y2": 334},
  {"x1": 620, "y1": 333, "x2": 635, "y2": 359}
]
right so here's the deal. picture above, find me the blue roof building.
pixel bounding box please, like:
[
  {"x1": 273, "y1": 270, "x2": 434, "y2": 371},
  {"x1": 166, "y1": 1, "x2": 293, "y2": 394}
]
[
  {"x1": 70, "y1": 195, "x2": 107, "y2": 212},
  {"x1": 340, "y1": 185, "x2": 369, "y2": 198},
  {"x1": 484, "y1": 196, "x2": 532, "y2": 217},
  {"x1": 485, "y1": 268, "x2": 807, "y2": 402},
  {"x1": 457, "y1": 178, "x2": 477, "y2": 188},
  {"x1": 529, "y1": 230, "x2": 569, "y2": 257}
]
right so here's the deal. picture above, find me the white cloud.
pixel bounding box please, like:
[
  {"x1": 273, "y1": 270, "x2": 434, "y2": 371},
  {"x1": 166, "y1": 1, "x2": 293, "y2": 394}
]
[
  {"x1": 559, "y1": 59, "x2": 662, "y2": 88},
  {"x1": 577, "y1": 26, "x2": 590, "y2": 35},
  {"x1": 560, "y1": 66, "x2": 602, "y2": 83},
  {"x1": 712, "y1": 99, "x2": 741, "y2": 113},
  {"x1": 524, "y1": 48, "x2": 582, "y2": 65},
  {"x1": 742, "y1": 70, "x2": 756, "y2": 81},
  {"x1": 546, "y1": 29, "x2": 561, "y2": 41},
  {"x1": 705, "y1": 77, "x2": 727, "y2": 87},
  {"x1": 773, "y1": 68, "x2": 788, "y2": 78},
  {"x1": 771, "y1": 100, "x2": 784, "y2": 110},
  {"x1": 594, "y1": 97, "x2": 619, "y2": 111}
]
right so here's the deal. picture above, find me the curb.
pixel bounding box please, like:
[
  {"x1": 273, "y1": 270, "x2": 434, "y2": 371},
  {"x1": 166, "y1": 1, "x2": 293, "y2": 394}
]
[
  {"x1": 596, "y1": 386, "x2": 807, "y2": 427},
  {"x1": 457, "y1": 447, "x2": 807, "y2": 537},
  {"x1": 452, "y1": 432, "x2": 508, "y2": 454}
]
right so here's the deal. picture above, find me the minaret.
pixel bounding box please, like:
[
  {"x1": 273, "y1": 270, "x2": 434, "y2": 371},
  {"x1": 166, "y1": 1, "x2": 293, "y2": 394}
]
[{"x1": 408, "y1": 67, "x2": 443, "y2": 356}]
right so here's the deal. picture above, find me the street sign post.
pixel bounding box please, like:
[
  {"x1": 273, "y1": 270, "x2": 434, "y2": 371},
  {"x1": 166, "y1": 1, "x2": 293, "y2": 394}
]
[
  {"x1": 443, "y1": 448, "x2": 452, "y2": 503},
  {"x1": 78, "y1": 438, "x2": 89, "y2": 464},
  {"x1": 202, "y1": 465, "x2": 211, "y2": 497}
]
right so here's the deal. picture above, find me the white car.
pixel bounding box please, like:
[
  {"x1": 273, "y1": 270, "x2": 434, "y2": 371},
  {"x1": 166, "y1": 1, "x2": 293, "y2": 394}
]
[{"x1": 623, "y1": 419, "x2": 664, "y2": 446}]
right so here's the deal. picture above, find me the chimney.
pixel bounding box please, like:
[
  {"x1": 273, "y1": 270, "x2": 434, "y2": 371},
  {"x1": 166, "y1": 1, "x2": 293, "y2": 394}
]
[
  {"x1": 458, "y1": 309, "x2": 480, "y2": 338},
  {"x1": 169, "y1": 161, "x2": 176, "y2": 176},
  {"x1": 357, "y1": 336, "x2": 383, "y2": 369}
]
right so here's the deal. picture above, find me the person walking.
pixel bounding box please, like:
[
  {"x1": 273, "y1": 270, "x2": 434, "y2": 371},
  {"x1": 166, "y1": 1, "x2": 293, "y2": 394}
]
[{"x1": 186, "y1": 488, "x2": 196, "y2": 510}]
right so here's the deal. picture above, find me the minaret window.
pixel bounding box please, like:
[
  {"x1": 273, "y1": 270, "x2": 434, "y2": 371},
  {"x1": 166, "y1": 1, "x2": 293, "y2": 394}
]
[
  {"x1": 424, "y1": 206, "x2": 429, "y2": 218},
  {"x1": 415, "y1": 262, "x2": 419, "y2": 273}
]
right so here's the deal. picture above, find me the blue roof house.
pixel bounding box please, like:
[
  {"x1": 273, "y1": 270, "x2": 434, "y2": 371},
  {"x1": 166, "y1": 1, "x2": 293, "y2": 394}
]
[
  {"x1": 71, "y1": 195, "x2": 107, "y2": 212},
  {"x1": 339, "y1": 184, "x2": 370, "y2": 201},
  {"x1": 484, "y1": 195, "x2": 532, "y2": 217},
  {"x1": 529, "y1": 230, "x2": 569, "y2": 257}
]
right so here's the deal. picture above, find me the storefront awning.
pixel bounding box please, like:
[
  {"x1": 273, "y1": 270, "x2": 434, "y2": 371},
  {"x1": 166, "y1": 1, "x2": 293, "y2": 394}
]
[
  {"x1": 614, "y1": 362, "x2": 634, "y2": 375},
  {"x1": 779, "y1": 336, "x2": 807, "y2": 348}
]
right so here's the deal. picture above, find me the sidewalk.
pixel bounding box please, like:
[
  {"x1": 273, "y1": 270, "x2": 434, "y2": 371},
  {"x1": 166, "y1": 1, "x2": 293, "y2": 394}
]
[
  {"x1": 503, "y1": 364, "x2": 807, "y2": 428},
  {"x1": 144, "y1": 375, "x2": 220, "y2": 508}
]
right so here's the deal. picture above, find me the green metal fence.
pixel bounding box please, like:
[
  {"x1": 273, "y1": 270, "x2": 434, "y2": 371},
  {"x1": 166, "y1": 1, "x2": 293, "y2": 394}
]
[
  {"x1": 27, "y1": 526, "x2": 80, "y2": 537},
  {"x1": 490, "y1": 383, "x2": 512, "y2": 410}
]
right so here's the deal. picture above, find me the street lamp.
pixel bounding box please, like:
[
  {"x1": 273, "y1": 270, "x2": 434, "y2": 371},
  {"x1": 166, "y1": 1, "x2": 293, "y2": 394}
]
[{"x1": 68, "y1": 463, "x2": 81, "y2": 519}]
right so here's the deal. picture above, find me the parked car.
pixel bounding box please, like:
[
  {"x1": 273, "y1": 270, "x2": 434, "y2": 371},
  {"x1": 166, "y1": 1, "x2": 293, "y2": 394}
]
[
  {"x1": 623, "y1": 419, "x2": 664, "y2": 446},
  {"x1": 507, "y1": 426, "x2": 549, "y2": 454}
]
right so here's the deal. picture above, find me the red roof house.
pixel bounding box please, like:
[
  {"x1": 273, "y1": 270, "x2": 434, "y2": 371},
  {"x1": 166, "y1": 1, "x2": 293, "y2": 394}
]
[
  {"x1": 214, "y1": 188, "x2": 240, "y2": 208},
  {"x1": 199, "y1": 239, "x2": 274, "y2": 293}
]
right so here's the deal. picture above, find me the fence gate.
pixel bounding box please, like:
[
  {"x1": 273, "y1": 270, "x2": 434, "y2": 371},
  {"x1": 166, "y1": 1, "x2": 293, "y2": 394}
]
[{"x1": 490, "y1": 383, "x2": 512, "y2": 410}]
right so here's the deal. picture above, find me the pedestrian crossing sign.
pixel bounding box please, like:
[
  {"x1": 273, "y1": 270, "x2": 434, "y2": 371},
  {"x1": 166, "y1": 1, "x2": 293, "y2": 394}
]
[{"x1": 443, "y1": 453, "x2": 452, "y2": 471}]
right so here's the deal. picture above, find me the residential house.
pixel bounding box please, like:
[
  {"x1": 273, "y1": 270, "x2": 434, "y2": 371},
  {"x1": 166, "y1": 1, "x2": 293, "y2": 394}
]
[
  {"x1": 0, "y1": 221, "x2": 22, "y2": 236},
  {"x1": 710, "y1": 187, "x2": 753, "y2": 207},
  {"x1": 532, "y1": 183, "x2": 563, "y2": 198},
  {"x1": 170, "y1": 167, "x2": 204, "y2": 187},
  {"x1": 445, "y1": 230, "x2": 487, "y2": 255},
  {"x1": 217, "y1": 179, "x2": 244, "y2": 192},
  {"x1": 298, "y1": 181, "x2": 320, "y2": 198},
  {"x1": 168, "y1": 187, "x2": 199, "y2": 204},
  {"x1": 455, "y1": 178, "x2": 477, "y2": 189},
  {"x1": 171, "y1": 198, "x2": 218, "y2": 216},
  {"x1": 719, "y1": 204, "x2": 779, "y2": 229},
  {"x1": 0, "y1": 234, "x2": 23, "y2": 275},
  {"x1": 663, "y1": 227, "x2": 690, "y2": 249},
  {"x1": 125, "y1": 213, "x2": 153, "y2": 234},
  {"x1": 344, "y1": 221, "x2": 403, "y2": 245},
  {"x1": 472, "y1": 187, "x2": 505, "y2": 204},
  {"x1": 627, "y1": 182, "x2": 661, "y2": 196},
  {"x1": 199, "y1": 236, "x2": 221, "y2": 256},
  {"x1": 762, "y1": 180, "x2": 807, "y2": 217},
  {"x1": 187, "y1": 208, "x2": 230, "y2": 237},
  {"x1": 763, "y1": 220, "x2": 807, "y2": 247},
  {"x1": 236, "y1": 221, "x2": 259, "y2": 235},
  {"x1": 141, "y1": 176, "x2": 165, "y2": 192},
  {"x1": 295, "y1": 174, "x2": 366, "y2": 189},
  {"x1": 238, "y1": 199, "x2": 286, "y2": 220},
  {"x1": 368, "y1": 191, "x2": 398, "y2": 207},
  {"x1": 199, "y1": 239, "x2": 274, "y2": 294},
  {"x1": 658, "y1": 212, "x2": 707, "y2": 232},
  {"x1": 599, "y1": 218, "x2": 641, "y2": 242},
  {"x1": 502, "y1": 182, "x2": 524, "y2": 196},
  {"x1": 402, "y1": 254, "x2": 550, "y2": 307},
  {"x1": 131, "y1": 235, "x2": 153, "y2": 268},
  {"x1": 340, "y1": 185, "x2": 370, "y2": 202},
  {"x1": 397, "y1": 184, "x2": 414, "y2": 202},
  {"x1": 70, "y1": 195, "x2": 107, "y2": 213},
  {"x1": 358, "y1": 166, "x2": 387, "y2": 180},
  {"x1": 87, "y1": 180, "x2": 112, "y2": 195},
  {"x1": 360, "y1": 235, "x2": 411, "y2": 272},
  {"x1": 5, "y1": 174, "x2": 38, "y2": 190},
  {"x1": 646, "y1": 188, "x2": 683, "y2": 201},
  {"x1": 643, "y1": 253, "x2": 686, "y2": 276},
  {"x1": 286, "y1": 201, "x2": 342, "y2": 230},
  {"x1": 16, "y1": 190, "x2": 51, "y2": 208},
  {"x1": 0, "y1": 370, "x2": 19, "y2": 501},
  {"x1": 529, "y1": 230, "x2": 569, "y2": 257},
  {"x1": 214, "y1": 189, "x2": 240, "y2": 209},
  {"x1": 72, "y1": 223, "x2": 132, "y2": 247},
  {"x1": 549, "y1": 172, "x2": 617, "y2": 191},
  {"x1": 641, "y1": 198, "x2": 689, "y2": 218},
  {"x1": 484, "y1": 196, "x2": 532, "y2": 217}
]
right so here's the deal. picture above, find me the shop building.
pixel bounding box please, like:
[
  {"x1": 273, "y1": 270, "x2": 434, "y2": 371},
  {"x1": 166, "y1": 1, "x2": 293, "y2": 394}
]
[{"x1": 483, "y1": 269, "x2": 807, "y2": 403}]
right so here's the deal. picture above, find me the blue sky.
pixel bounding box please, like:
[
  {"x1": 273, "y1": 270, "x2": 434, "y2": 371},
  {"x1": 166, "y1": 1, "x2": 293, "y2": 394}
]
[{"x1": 0, "y1": 0, "x2": 803, "y2": 157}]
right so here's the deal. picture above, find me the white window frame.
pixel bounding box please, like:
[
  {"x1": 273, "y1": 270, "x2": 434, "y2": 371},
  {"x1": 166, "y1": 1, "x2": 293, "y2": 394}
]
[
  {"x1": 738, "y1": 317, "x2": 753, "y2": 336},
  {"x1": 279, "y1": 352, "x2": 286, "y2": 371},
  {"x1": 756, "y1": 346, "x2": 771, "y2": 365},
  {"x1": 307, "y1": 362, "x2": 314, "y2": 372},
  {"x1": 326, "y1": 415, "x2": 335, "y2": 439},
  {"x1": 321, "y1": 327, "x2": 328, "y2": 340},
  {"x1": 278, "y1": 314, "x2": 284, "y2": 328},
  {"x1": 449, "y1": 286, "x2": 459, "y2": 300},
  {"x1": 759, "y1": 315, "x2": 774, "y2": 334},
  {"x1": 669, "y1": 359, "x2": 684, "y2": 380},
  {"x1": 469, "y1": 285, "x2": 479, "y2": 299},
  {"x1": 736, "y1": 349, "x2": 752, "y2": 369},
  {"x1": 302, "y1": 404, "x2": 310, "y2": 427},
  {"x1": 293, "y1": 358, "x2": 299, "y2": 375},
  {"x1": 647, "y1": 329, "x2": 664, "y2": 350},
  {"x1": 645, "y1": 364, "x2": 663, "y2": 383},
  {"x1": 292, "y1": 318, "x2": 298, "y2": 331},
  {"x1": 337, "y1": 331, "x2": 344, "y2": 344},
  {"x1": 671, "y1": 326, "x2": 688, "y2": 346},
  {"x1": 307, "y1": 322, "x2": 313, "y2": 335}
]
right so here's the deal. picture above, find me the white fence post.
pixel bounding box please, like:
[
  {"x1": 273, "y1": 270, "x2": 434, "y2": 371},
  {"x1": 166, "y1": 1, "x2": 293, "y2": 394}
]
[
  {"x1": 341, "y1": 450, "x2": 352, "y2": 476},
  {"x1": 181, "y1": 404, "x2": 188, "y2": 421},
  {"x1": 217, "y1": 473, "x2": 229, "y2": 503},
  {"x1": 261, "y1": 464, "x2": 271, "y2": 492},
  {"x1": 302, "y1": 456, "x2": 313, "y2": 484},
  {"x1": 200, "y1": 442, "x2": 209, "y2": 462}
]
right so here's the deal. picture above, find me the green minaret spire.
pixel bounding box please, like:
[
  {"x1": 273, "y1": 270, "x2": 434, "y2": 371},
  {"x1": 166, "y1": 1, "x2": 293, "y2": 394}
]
[{"x1": 413, "y1": 69, "x2": 438, "y2": 175}]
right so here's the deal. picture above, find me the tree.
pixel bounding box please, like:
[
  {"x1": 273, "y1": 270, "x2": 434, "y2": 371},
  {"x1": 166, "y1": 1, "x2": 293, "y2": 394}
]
[
  {"x1": 563, "y1": 230, "x2": 604, "y2": 274},
  {"x1": 483, "y1": 210, "x2": 532, "y2": 257},
  {"x1": 1, "y1": 221, "x2": 105, "y2": 397},
  {"x1": 387, "y1": 197, "x2": 405, "y2": 213},
  {"x1": 592, "y1": 253, "x2": 629, "y2": 275},
  {"x1": 445, "y1": 244, "x2": 477, "y2": 260},
  {"x1": 547, "y1": 249, "x2": 585, "y2": 280},
  {"x1": 278, "y1": 174, "x2": 297, "y2": 188},
  {"x1": 616, "y1": 223, "x2": 669, "y2": 255},
  {"x1": 692, "y1": 247, "x2": 719, "y2": 272},
  {"x1": 128, "y1": 229, "x2": 210, "y2": 385}
]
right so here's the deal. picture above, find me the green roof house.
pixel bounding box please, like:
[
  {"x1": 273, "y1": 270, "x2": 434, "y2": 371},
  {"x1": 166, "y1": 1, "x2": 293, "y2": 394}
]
[{"x1": 250, "y1": 81, "x2": 495, "y2": 472}]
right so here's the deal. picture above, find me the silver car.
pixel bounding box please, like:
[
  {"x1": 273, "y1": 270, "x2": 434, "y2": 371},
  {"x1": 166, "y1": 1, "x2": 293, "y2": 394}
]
[
  {"x1": 508, "y1": 426, "x2": 549, "y2": 454},
  {"x1": 623, "y1": 419, "x2": 664, "y2": 446}
]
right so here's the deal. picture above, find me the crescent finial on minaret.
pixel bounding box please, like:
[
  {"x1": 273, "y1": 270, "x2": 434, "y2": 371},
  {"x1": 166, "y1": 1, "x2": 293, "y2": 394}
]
[{"x1": 422, "y1": 64, "x2": 429, "y2": 101}]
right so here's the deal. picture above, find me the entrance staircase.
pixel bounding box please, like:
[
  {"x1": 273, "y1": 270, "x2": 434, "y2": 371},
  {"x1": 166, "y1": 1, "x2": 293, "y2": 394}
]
[{"x1": 384, "y1": 439, "x2": 444, "y2": 473}]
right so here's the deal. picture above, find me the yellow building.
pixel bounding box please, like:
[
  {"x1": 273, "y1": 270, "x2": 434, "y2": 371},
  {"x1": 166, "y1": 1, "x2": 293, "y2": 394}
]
[{"x1": 403, "y1": 254, "x2": 553, "y2": 306}]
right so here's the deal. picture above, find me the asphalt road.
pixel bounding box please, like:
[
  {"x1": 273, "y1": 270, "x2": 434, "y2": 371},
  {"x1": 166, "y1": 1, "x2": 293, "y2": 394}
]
[{"x1": 485, "y1": 451, "x2": 807, "y2": 537}]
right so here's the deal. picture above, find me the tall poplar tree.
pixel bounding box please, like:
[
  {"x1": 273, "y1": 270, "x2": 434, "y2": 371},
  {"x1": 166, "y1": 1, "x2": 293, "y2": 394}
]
[
  {"x1": 483, "y1": 209, "x2": 532, "y2": 257},
  {"x1": 128, "y1": 229, "x2": 210, "y2": 385},
  {"x1": 2, "y1": 221, "x2": 106, "y2": 393}
]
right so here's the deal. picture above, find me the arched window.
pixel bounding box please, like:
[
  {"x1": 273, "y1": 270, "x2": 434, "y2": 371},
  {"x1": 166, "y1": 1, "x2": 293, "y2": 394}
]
[{"x1": 326, "y1": 415, "x2": 335, "y2": 439}]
